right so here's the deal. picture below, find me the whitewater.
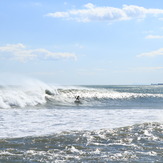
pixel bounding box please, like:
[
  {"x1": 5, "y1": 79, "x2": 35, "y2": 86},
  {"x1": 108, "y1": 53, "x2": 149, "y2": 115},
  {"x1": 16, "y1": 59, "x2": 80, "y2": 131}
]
[{"x1": 0, "y1": 80, "x2": 163, "y2": 162}]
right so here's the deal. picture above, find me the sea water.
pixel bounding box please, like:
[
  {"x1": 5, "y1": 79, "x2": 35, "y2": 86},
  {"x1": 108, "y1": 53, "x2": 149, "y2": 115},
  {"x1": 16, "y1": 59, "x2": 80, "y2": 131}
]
[{"x1": 0, "y1": 82, "x2": 163, "y2": 162}]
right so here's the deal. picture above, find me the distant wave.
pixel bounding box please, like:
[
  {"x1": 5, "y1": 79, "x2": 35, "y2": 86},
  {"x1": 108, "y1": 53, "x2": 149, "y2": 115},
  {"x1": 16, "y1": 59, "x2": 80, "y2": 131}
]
[{"x1": 0, "y1": 84, "x2": 163, "y2": 109}]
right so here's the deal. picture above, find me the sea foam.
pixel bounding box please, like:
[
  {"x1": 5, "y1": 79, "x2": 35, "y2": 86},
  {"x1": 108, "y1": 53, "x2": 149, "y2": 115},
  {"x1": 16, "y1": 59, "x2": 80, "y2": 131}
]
[{"x1": 0, "y1": 79, "x2": 58, "y2": 109}]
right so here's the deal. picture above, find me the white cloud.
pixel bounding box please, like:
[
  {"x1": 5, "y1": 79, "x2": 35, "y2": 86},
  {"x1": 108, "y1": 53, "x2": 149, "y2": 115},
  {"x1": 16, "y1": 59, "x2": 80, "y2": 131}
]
[
  {"x1": 0, "y1": 43, "x2": 77, "y2": 62},
  {"x1": 145, "y1": 35, "x2": 163, "y2": 39},
  {"x1": 84, "y1": 3, "x2": 95, "y2": 9},
  {"x1": 48, "y1": 12, "x2": 69, "y2": 18},
  {"x1": 137, "y1": 48, "x2": 163, "y2": 57},
  {"x1": 46, "y1": 3, "x2": 163, "y2": 22}
]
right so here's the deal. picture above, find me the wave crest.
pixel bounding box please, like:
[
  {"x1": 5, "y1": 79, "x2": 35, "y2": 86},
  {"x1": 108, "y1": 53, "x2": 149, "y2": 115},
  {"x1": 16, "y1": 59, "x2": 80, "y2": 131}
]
[
  {"x1": 1, "y1": 85, "x2": 163, "y2": 109},
  {"x1": 0, "y1": 81, "x2": 58, "y2": 109}
]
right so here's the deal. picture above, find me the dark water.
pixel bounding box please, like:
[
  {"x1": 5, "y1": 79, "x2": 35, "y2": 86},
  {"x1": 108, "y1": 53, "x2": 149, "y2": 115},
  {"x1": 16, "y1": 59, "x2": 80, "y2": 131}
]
[
  {"x1": 0, "y1": 84, "x2": 163, "y2": 162},
  {"x1": 0, "y1": 122, "x2": 162, "y2": 162}
]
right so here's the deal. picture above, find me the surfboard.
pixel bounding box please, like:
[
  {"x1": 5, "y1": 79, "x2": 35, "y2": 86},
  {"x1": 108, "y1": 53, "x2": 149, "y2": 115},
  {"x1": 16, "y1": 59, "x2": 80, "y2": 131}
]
[{"x1": 74, "y1": 100, "x2": 82, "y2": 104}]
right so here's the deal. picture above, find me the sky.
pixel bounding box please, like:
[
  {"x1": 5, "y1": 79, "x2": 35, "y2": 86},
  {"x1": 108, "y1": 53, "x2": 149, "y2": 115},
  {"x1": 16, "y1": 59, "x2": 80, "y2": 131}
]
[{"x1": 1, "y1": 0, "x2": 163, "y2": 85}]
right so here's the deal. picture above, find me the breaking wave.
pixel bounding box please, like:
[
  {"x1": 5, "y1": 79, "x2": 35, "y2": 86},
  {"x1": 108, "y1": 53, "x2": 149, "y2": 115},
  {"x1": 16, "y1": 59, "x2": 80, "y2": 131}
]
[
  {"x1": 0, "y1": 82, "x2": 163, "y2": 109},
  {"x1": 0, "y1": 80, "x2": 58, "y2": 109}
]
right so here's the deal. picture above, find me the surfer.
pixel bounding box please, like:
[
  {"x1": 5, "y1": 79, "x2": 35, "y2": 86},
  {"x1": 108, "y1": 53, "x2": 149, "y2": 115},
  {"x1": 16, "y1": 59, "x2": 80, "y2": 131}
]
[
  {"x1": 75, "y1": 96, "x2": 81, "y2": 104},
  {"x1": 76, "y1": 96, "x2": 80, "y2": 101}
]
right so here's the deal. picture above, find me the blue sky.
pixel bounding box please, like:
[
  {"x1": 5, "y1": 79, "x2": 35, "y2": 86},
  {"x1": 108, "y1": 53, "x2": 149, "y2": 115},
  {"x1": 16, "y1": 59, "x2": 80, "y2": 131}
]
[{"x1": 1, "y1": 0, "x2": 163, "y2": 85}]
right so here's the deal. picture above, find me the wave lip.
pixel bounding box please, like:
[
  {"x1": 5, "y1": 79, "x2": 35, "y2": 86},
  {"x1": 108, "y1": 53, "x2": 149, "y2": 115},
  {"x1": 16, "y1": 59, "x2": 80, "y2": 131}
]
[{"x1": 0, "y1": 83, "x2": 58, "y2": 109}]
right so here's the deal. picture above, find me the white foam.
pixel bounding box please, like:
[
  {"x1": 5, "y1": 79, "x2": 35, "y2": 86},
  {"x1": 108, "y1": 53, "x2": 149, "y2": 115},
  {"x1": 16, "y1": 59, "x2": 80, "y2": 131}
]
[
  {"x1": 58, "y1": 87, "x2": 163, "y2": 100},
  {"x1": 0, "y1": 79, "x2": 58, "y2": 109},
  {"x1": 0, "y1": 108, "x2": 163, "y2": 138}
]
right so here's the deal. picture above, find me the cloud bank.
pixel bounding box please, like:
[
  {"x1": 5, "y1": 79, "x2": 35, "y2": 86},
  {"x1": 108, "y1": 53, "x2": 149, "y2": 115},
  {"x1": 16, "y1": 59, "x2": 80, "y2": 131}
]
[
  {"x1": 46, "y1": 3, "x2": 163, "y2": 22},
  {"x1": 145, "y1": 35, "x2": 163, "y2": 39},
  {"x1": 0, "y1": 43, "x2": 77, "y2": 62},
  {"x1": 138, "y1": 48, "x2": 163, "y2": 57}
]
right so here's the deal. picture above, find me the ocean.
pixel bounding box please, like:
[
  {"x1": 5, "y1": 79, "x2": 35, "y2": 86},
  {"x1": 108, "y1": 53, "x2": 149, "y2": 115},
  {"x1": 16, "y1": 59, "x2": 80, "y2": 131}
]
[{"x1": 0, "y1": 82, "x2": 163, "y2": 162}]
